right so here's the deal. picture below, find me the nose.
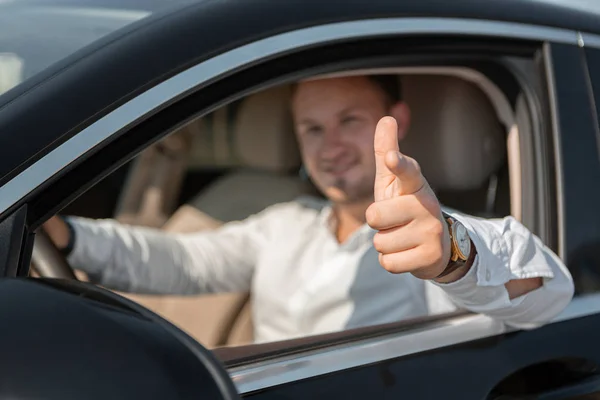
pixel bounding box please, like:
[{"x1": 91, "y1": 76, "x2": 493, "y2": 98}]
[{"x1": 320, "y1": 129, "x2": 346, "y2": 160}]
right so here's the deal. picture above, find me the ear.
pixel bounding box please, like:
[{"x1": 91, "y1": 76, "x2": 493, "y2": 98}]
[{"x1": 388, "y1": 101, "x2": 411, "y2": 142}]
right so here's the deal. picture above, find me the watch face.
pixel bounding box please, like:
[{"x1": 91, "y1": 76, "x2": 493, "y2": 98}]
[{"x1": 452, "y1": 221, "x2": 471, "y2": 259}]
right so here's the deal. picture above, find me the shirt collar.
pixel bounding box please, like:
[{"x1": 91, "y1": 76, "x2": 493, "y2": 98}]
[{"x1": 318, "y1": 202, "x2": 376, "y2": 250}]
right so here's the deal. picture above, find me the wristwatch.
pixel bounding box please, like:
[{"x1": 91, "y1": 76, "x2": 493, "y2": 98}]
[{"x1": 435, "y1": 212, "x2": 476, "y2": 279}]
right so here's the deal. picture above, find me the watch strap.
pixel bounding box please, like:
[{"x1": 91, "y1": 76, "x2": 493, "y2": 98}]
[
  {"x1": 435, "y1": 239, "x2": 476, "y2": 279},
  {"x1": 435, "y1": 212, "x2": 475, "y2": 279}
]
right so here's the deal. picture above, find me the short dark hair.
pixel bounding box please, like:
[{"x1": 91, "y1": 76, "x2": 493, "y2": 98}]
[
  {"x1": 368, "y1": 74, "x2": 402, "y2": 105},
  {"x1": 290, "y1": 74, "x2": 402, "y2": 105}
]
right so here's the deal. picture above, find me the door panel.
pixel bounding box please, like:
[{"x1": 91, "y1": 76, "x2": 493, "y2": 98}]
[{"x1": 245, "y1": 314, "x2": 600, "y2": 399}]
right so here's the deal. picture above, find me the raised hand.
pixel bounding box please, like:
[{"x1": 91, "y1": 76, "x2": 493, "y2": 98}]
[{"x1": 366, "y1": 116, "x2": 451, "y2": 280}]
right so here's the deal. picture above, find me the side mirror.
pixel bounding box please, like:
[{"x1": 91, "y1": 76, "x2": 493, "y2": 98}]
[{"x1": 0, "y1": 278, "x2": 240, "y2": 400}]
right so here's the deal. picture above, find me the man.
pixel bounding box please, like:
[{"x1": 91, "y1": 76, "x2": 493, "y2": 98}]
[{"x1": 44, "y1": 74, "x2": 574, "y2": 343}]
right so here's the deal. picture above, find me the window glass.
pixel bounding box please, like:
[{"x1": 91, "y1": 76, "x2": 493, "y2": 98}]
[{"x1": 33, "y1": 68, "x2": 520, "y2": 350}]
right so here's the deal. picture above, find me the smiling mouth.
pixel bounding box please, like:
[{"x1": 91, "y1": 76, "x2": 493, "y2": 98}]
[{"x1": 322, "y1": 163, "x2": 358, "y2": 176}]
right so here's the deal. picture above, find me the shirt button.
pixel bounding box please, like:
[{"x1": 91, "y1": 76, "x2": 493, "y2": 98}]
[{"x1": 486, "y1": 270, "x2": 491, "y2": 282}]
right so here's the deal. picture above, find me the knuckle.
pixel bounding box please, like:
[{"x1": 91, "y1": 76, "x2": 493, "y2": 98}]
[
  {"x1": 372, "y1": 233, "x2": 385, "y2": 253},
  {"x1": 378, "y1": 254, "x2": 396, "y2": 273},
  {"x1": 365, "y1": 204, "x2": 381, "y2": 227},
  {"x1": 425, "y1": 219, "x2": 445, "y2": 239}
]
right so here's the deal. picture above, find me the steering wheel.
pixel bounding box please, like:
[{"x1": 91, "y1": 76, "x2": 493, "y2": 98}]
[
  {"x1": 23, "y1": 229, "x2": 241, "y2": 400},
  {"x1": 31, "y1": 227, "x2": 78, "y2": 280}
]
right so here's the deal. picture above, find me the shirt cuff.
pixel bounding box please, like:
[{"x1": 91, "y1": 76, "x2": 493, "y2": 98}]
[
  {"x1": 432, "y1": 253, "x2": 513, "y2": 310},
  {"x1": 432, "y1": 209, "x2": 555, "y2": 312}
]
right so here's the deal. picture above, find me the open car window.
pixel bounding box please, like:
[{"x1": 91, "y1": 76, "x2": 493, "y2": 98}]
[{"x1": 43, "y1": 63, "x2": 524, "y2": 351}]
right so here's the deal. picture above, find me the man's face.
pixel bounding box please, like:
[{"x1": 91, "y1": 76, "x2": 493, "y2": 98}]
[{"x1": 292, "y1": 76, "x2": 408, "y2": 204}]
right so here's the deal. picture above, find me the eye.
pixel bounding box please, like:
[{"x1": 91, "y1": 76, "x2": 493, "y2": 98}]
[
  {"x1": 342, "y1": 116, "x2": 358, "y2": 125},
  {"x1": 304, "y1": 126, "x2": 322, "y2": 136}
]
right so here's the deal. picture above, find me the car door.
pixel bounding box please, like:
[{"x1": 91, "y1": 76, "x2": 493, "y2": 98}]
[
  {"x1": 1, "y1": 1, "x2": 600, "y2": 399},
  {"x1": 227, "y1": 43, "x2": 600, "y2": 400}
]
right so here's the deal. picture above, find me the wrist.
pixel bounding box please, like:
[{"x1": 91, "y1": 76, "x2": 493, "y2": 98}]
[
  {"x1": 57, "y1": 216, "x2": 76, "y2": 256},
  {"x1": 433, "y1": 213, "x2": 477, "y2": 283},
  {"x1": 434, "y1": 240, "x2": 476, "y2": 283}
]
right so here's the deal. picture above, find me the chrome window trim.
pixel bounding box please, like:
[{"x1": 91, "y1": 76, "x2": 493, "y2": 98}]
[
  {"x1": 0, "y1": 17, "x2": 582, "y2": 214},
  {"x1": 579, "y1": 32, "x2": 600, "y2": 49},
  {"x1": 230, "y1": 294, "x2": 600, "y2": 393}
]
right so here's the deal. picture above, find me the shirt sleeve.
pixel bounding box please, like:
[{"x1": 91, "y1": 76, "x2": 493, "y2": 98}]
[
  {"x1": 65, "y1": 205, "x2": 279, "y2": 295},
  {"x1": 432, "y1": 210, "x2": 575, "y2": 329}
]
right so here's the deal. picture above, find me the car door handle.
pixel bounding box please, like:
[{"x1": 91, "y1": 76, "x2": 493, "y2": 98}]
[
  {"x1": 535, "y1": 376, "x2": 600, "y2": 399},
  {"x1": 488, "y1": 358, "x2": 600, "y2": 400}
]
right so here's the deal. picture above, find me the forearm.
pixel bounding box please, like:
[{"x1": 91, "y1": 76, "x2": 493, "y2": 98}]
[
  {"x1": 433, "y1": 211, "x2": 574, "y2": 328},
  {"x1": 66, "y1": 217, "x2": 206, "y2": 294},
  {"x1": 66, "y1": 217, "x2": 255, "y2": 295},
  {"x1": 505, "y1": 277, "x2": 543, "y2": 300}
]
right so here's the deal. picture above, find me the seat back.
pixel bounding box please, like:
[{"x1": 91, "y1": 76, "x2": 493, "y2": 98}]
[
  {"x1": 124, "y1": 85, "x2": 313, "y2": 348},
  {"x1": 165, "y1": 84, "x2": 314, "y2": 230},
  {"x1": 400, "y1": 75, "x2": 508, "y2": 216}
]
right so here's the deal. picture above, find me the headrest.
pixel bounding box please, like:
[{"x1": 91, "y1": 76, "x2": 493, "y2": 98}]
[
  {"x1": 400, "y1": 75, "x2": 506, "y2": 190},
  {"x1": 233, "y1": 85, "x2": 301, "y2": 172},
  {"x1": 189, "y1": 74, "x2": 505, "y2": 188}
]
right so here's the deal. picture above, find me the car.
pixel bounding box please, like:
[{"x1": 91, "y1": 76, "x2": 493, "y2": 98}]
[{"x1": 1, "y1": 0, "x2": 600, "y2": 398}]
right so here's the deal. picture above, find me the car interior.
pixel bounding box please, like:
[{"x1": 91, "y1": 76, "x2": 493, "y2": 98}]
[{"x1": 28, "y1": 66, "x2": 524, "y2": 349}]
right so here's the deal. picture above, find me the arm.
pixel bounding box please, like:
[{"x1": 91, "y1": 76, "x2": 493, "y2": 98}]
[
  {"x1": 431, "y1": 211, "x2": 574, "y2": 329},
  {"x1": 368, "y1": 116, "x2": 573, "y2": 329},
  {"x1": 43, "y1": 208, "x2": 274, "y2": 295}
]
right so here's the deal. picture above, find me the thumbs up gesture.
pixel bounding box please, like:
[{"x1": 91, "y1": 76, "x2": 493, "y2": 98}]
[{"x1": 366, "y1": 117, "x2": 452, "y2": 280}]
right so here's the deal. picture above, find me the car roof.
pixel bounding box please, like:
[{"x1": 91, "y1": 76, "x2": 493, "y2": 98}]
[
  {"x1": 5, "y1": 0, "x2": 600, "y2": 26},
  {"x1": 10, "y1": 0, "x2": 596, "y2": 34},
  {"x1": 2, "y1": 0, "x2": 190, "y2": 13},
  {"x1": 0, "y1": 0, "x2": 598, "y2": 190}
]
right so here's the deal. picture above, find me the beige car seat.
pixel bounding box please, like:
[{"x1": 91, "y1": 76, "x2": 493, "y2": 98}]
[
  {"x1": 119, "y1": 85, "x2": 315, "y2": 348},
  {"x1": 400, "y1": 75, "x2": 507, "y2": 217},
  {"x1": 120, "y1": 75, "x2": 507, "y2": 348},
  {"x1": 164, "y1": 84, "x2": 315, "y2": 231}
]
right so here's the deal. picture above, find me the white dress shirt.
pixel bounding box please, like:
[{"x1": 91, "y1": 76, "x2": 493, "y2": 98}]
[{"x1": 67, "y1": 196, "x2": 574, "y2": 343}]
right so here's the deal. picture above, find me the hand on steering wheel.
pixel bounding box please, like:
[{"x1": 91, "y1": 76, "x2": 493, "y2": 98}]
[{"x1": 31, "y1": 224, "x2": 78, "y2": 280}]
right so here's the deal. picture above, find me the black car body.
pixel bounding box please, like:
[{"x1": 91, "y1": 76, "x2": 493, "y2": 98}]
[{"x1": 1, "y1": 0, "x2": 600, "y2": 398}]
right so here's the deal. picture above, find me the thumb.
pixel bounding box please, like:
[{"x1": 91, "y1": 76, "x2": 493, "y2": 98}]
[
  {"x1": 384, "y1": 150, "x2": 426, "y2": 195},
  {"x1": 374, "y1": 116, "x2": 400, "y2": 200},
  {"x1": 374, "y1": 116, "x2": 400, "y2": 178}
]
